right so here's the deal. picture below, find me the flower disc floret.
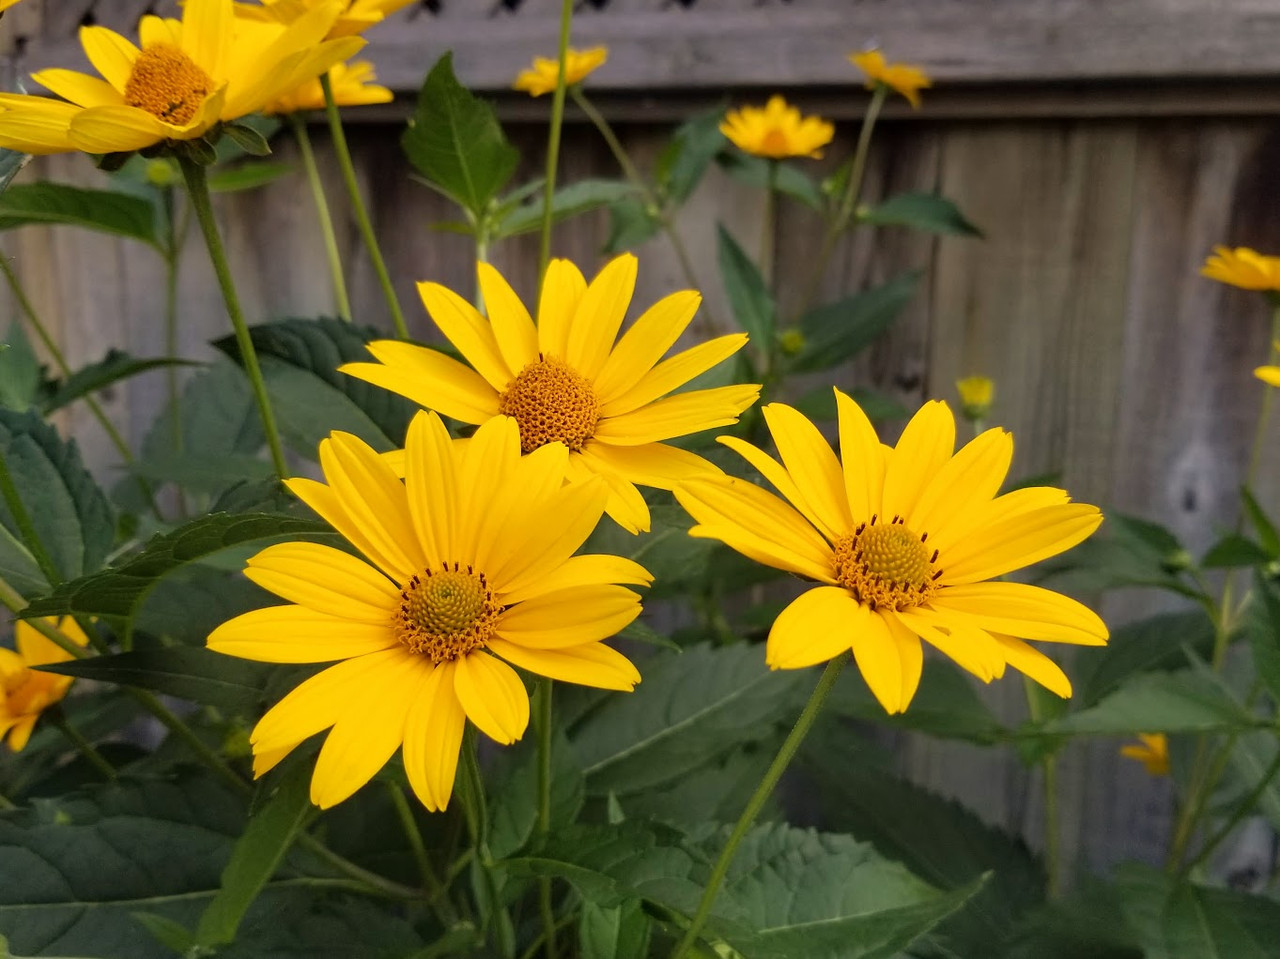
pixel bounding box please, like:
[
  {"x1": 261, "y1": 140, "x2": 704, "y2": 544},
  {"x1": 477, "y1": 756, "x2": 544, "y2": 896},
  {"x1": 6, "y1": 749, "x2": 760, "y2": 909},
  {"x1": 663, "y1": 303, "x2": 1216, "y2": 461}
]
[
  {"x1": 499, "y1": 357, "x2": 601, "y2": 453},
  {"x1": 124, "y1": 44, "x2": 214, "y2": 124},
  {"x1": 832, "y1": 516, "x2": 938, "y2": 611},
  {"x1": 395, "y1": 567, "x2": 500, "y2": 663}
]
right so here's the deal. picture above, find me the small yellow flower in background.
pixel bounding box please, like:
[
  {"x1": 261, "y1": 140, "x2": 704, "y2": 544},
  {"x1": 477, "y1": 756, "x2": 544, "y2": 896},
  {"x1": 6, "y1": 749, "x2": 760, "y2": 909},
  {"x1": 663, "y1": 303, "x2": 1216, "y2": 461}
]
[
  {"x1": 1256, "y1": 364, "x2": 1280, "y2": 387},
  {"x1": 341, "y1": 254, "x2": 760, "y2": 535},
  {"x1": 1120, "y1": 733, "x2": 1170, "y2": 776},
  {"x1": 234, "y1": 0, "x2": 417, "y2": 39},
  {"x1": 1, "y1": 618, "x2": 90, "y2": 751},
  {"x1": 209, "y1": 412, "x2": 649, "y2": 810},
  {"x1": 956, "y1": 375, "x2": 994, "y2": 422},
  {"x1": 0, "y1": 0, "x2": 25, "y2": 13},
  {"x1": 0, "y1": 0, "x2": 362, "y2": 156},
  {"x1": 1201, "y1": 245, "x2": 1280, "y2": 292},
  {"x1": 849, "y1": 50, "x2": 932, "y2": 109},
  {"x1": 266, "y1": 59, "x2": 392, "y2": 114},
  {"x1": 675, "y1": 391, "x2": 1108, "y2": 715},
  {"x1": 513, "y1": 47, "x2": 608, "y2": 97},
  {"x1": 720, "y1": 96, "x2": 834, "y2": 160}
]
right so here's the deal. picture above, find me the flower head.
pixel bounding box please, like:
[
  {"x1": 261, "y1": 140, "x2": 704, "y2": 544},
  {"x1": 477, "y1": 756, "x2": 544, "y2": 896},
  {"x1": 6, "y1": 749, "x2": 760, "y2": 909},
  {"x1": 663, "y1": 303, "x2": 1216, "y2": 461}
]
[
  {"x1": 265, "y1": 59, "x2": 391, "y2": 114},
  {"x1": 513, "y1": 47, "x2": 608, "y2": 97},
  {"x1": 234, "y1": 0, "x2": 416, "y2": 39},
  {"x1": 0, "y1": 0, "x2": 362, "y2": 156},
  {"x1": 1120, "y1": 733, "x2": 1169, "y2": 776},
  {"x1": 340, "y1": 255, "x2": 760, "y2": 534},
  {"x1": 0, "y1": 0, "x2": 25, "y2": 13},
  {"x1": 956, "y1": 376, "x2": 994, "y2": 422},
  {"x1": 849, "y1": 50, "x2": 931, "y2": 109},
  {"x1": 720, "y1": 96, "x2": 834, "y2": 160},
  {"x1": 1, "y1": 618, "x2": 90, "y2": 751},
  {"x1": 1257, "y1": 365, "x2": 1280, "y2": 387},
  {"x1": 209, "y1": 412, "x2": 649, "y2": 810},
  {"x1": 675, "y1": 391, "x2": 1108, "y2": 714},
  {"x1": 1201, "y1": 245, "x2": 1280, "y2": 292}
]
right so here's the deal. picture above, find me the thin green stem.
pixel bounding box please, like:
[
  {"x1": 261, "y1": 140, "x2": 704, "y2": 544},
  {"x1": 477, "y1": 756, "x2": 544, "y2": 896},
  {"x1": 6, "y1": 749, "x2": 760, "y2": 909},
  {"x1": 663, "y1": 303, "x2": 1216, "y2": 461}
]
[
  {"x1": 536, "y1": 680, "x2": 556, "y2": 959},
  {"x1": 669, "y1": 653, "x2": 849, "y2": 959},
  {"x1": 162, "y1": 187, "x2": 184, "y2": 459},
  {"x1": 50, "y1": 709, "x2": 117, "y2": 780},
  {"x1": 294, "y1": 831, "x2": 422, "y2": 901},
  {"x1": 291, "y1": 113, "x2": 352, "y2": 322},
  {"x1": 760, "y1": 160, "x2": 777, "y2": 288},
  {"x1": 386, "y1": 780, "x2": 456, "y2": 924},
  {"x1": 1182, "y1": 743, "x2": 1280, "y2": 876},
  {"x1": 536, "y1": 0, "x2": 575, "y2": 291},
  {"x1": 321, "y1": 73, "x2": 407, "y2": 338},
  {"x1": 1243, "y1": 308, "x2": 1280, "y2": 495},
  {"x1": 178, "y1": 156, "x2": 288, "y2": 478}
]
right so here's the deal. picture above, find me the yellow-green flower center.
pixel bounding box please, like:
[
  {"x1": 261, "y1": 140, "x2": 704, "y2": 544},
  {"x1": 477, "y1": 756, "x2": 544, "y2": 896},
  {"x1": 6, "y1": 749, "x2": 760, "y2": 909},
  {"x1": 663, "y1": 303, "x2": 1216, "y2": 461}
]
[
  {"x1": 832, "y1": 515, "x2": 940, "y2": 611},
  {"x1": 498, "y1": 357, "x2": 600, "y2": 453},
  {"x1": 124, "y1": 44, "x2": 213, "y2": 125},
  {"x1": 761, "y1": 128, "x2": 790, "y2": 155},
  {"x1": 394, "y1": 567, "x2": 500, "y2": 664}
]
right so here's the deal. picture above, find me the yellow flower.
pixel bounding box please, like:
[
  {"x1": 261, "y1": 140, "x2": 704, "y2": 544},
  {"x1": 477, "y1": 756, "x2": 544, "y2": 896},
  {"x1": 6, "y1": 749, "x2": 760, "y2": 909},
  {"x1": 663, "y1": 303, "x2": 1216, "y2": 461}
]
[
  {"x1": 0, "y1": 0, "x2": 25, "y2": 13},
  {"x1": 0, "y1": 0, "x2": 362, "y2": 156},
  {"x1": 234, "y1": 0, "x2": 416, "y2": 39},
  {"x1": 1201, "y1": 246, "x2": 1280, "y2": 292},
  {"x1": 1, "y1": 618, "x2": 90, "y2": 751},
  {"x1": 209, "y1": 412, "x2": 649, "y2": 810},
  {"x1": 956, "y1": 376, "x2": 994, "y2": 421},
  {"x1": 513, "y1": 47, "x2": 608, "y2": 97},
  {"x1": 265, "y1": 59, "x2": 391, "y2": 114},
  {"x1": 675, "y1": 391, "x2": 1108, "y2": 714},
  {"x1": 720, "y1": 96, "x2": 834, "y2": 160},
  {"x1": 849, "y1": 50, "x2": 932, "y2": 109},
  {"x1": 340, "y1": 255, "x2": 760, "y2": 535},
  {"x1": 1257, "y1": 366, "x2": 1280, "y2": 387},
  {"x1": 1120, "y1": 733, "x2": 1169, "y2": 776}
]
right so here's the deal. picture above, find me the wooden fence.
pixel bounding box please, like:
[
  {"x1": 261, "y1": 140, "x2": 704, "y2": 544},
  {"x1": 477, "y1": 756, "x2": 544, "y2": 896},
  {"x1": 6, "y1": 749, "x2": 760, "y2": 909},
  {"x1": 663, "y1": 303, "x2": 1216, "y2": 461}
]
[{"x1": 5, "y1": 0, "x2": 1280, "y2": 884}]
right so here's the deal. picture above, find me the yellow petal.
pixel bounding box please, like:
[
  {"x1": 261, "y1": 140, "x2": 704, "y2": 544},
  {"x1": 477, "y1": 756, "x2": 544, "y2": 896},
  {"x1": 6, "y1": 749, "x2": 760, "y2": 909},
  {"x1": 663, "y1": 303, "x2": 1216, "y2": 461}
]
[
  {"x1": 489, "y1": 480, "x2": 609, "y2": 592},
  {"x1": 536, "y1": 259, "x2": 588, "y2": 359},
  {"x1": 180, "y1": 0, "x2": 232, "y2": 79},
  {"x1": 717, "y1": 435, "x2": 834, "y2": 540},
  {"x1": 5, "y1": 716, "x2": 38, "y2": 752},
  {"x1": 403, "y1": 410, "x2": 457, "y2": 567},
  {"x1": 207, "y1": 605, "x2": 396, "y2": 663},
  {"x1": 835, "y1": 389, "x2": 885, "y2": 521},
  {"x1": 487, "y1": 637, "x2": 640, "y2": 690},
  {"x1": 31, "y1": 69, "x2": 122, "y2": 108},
  {"x1": 67, "y1": 106, "x2": 167, "y2": 153},
  {"x1": 138, "y1": 15, "x2": 182, "y2": 49},
  {"x1": 579, "y1": 440, "x2": 721, "y2": 491},
  {"x1": 894, "y1": 609, "x2": 1005, "y2": 683},
  {"x1": 0, "y1": 99, "x2": 79, "y2": 154},
  {"x1": 927, "y1": 582, "x2": 1108, "y2": 645},
  {"x1": 600, "y1": 334, "x2": 749, "y2": 418},
  {"x1": 79, "y1": 25, "x2": 139, "y2": 92},
  {"x1": 880, "y1": 400, "x2": 955, "y2": 521},
  {"x1": 402, "y1": 661, "x2": 465, "y2": 811},
  {"x1": 851, "y1": 607, "x2": 913, "y2": 714},
  {"x1": 497, "y1": 554, "x2": 652, "y2": 606},
  {"x1": 939, "y1": 505, "x2": 1103, "y2": 585},
  {"x1": 567, "y1": 451, "x2": 650, "y2": 535},
  {"x1": 477, "y1": 261, "x2": 539, "y2": 375},
  {"x1": 417, "y1": 281, "x2": 514, "y2": 390},
  {"x1": 883, "y1": 611, "x2": 924, "y2": 710},
  {"x1": 907, "y1": 427, "x2": 1013, "y2": 536},
  {"x1": 474, "y1": 441, "x2": 571, "y2": 571},
  {"x1": 594, "y1": 385, "x2": 761, "y2": 446},
  {"x1": 341, "y1": 340, "x2": 500, "y2": 425},
  {"x1": 762, "y1": 403, "x2": 854, "y2": 540},
  {"x1": 244, "y1": 542, "x2": 399, "y2": 622},
  {"x1": 927, "y1": 486, "x2": 1072, "y2": 555},
  {"x1": 453, "y1": 415, "x2": 522, "y2": 567},
  {"x1": 765, "y1": 586, "x2": 861, "y2": 669},
  {"x1": 993, "y1": 634, "x2": 1072, "y2": 698},
  {"x1": 16, "y1": 617, "x2": 87, "y2": 665},
  {"x1": 453, "y1": 650, "x2": 529, "y2": 744},
  {"x1": 496, "y1": 585, "x2": 640, "y2": 649},
  {"x1": 565, "y1": 254, "x2": 637, "y2": 378},
  {"x1": 593, "y1": 290, "x2": 702, "y2": 403}
]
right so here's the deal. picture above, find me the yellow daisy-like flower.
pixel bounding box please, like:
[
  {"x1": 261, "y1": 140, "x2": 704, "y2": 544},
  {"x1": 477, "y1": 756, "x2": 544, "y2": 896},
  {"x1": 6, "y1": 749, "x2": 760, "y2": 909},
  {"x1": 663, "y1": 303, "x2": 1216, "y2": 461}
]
[
  {"x1": 340, "y1": 255, "x2": 760, "y2": 535},
  {"x1": 1120, "y1": 733, "x2": 1170, "y2": 776},
  {"x1": 1201, "y1": 245, "x2": 1280, "y2": 292},
  {"x1": 234, "y1": 0, "x2": 416, "y2": 39},
  {"x1": 849, "y1": 50, "x2": 932, "y2": 109},
  {"x1": 1, "y1": 618, "x2": 90, "y2": 751},
  {"x1": 675, "y1": 391, "x2": 1108, "y2": 714},
  {"x1": 1257, "y1": 365, "x2": 1280, "y2": 387},
  {"x1": 720, "y1": 95, "x2": 834, "y2": 160},
  {"x1": 956, "y1": 375, "x2": 994, "y2": 422},
  {"x1": 0, "y1": 0, "x2": 25, "y2": 14},
  {"x1": 265, "y1": 59, "x2": 391, "y2": 114},
  {"x1": 208, "y1": 412, "x2": 648, "y2": 810},
  {"x1": 513, "y1": 47, "x2": 608, "y2": 97},
  {"x1": 0, "y1": 0, "x2": 362, "y2": 156}
]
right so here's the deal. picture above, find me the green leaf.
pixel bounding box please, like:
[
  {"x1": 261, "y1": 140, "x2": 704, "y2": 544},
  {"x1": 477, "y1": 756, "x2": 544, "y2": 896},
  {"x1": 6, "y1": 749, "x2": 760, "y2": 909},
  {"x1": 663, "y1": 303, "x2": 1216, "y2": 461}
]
[
  {"x1": 790, "y1": 272, "x2": 920, "y2": 373},
  {"x1": 791, "y1": 385, "x2": 907, "y2": 424},
  {"x1": 0, "y1": 323, "x2": 45, "y2": 411},
  {"x1": 37, "y1": 646, "x2": 273, "y2": 714},
  {"x1": 569, "y1": 642, "x2": 808, "y2": 798},
  {"x1": 1075, "y1": 609, "x2": 1215, "y2": 708},
  {"x1": 1241, "y1": 486, "x2": 1280, "y2": 556},
  {"x1": 0, "y1": 149, "x2": 31, "y2": 195},
  {"x1": 717, "y1": 153, "x2": 823, "y2": 209},
  {"x1": 858, "y1": 192, "x2": 982, "y2": 236},
  {"x1": 206, "y1": 161, "x2": 294, "y2": 193},
  {"x1": 1047, "y1": 670, "x2": 1259, "y2": 736},
  {"x1": 717, "y1": 225, "x2": 776, "y2": 347},
  {"x1": 1034, "y1": 511, "x2": 1199, "y2": 598},
  {"x1": 1201, "y1": 532, "x2": 1273, "y2": 569},
  {"x1": 579, "y1": 900, "x2": 651, "y2": 959},
  {"x1": 221, "y1": 122, "x2": 272, "y2": 158},
  {"x1": 0, "y1": 182, "x2": 160, "y2": 249},
  {"x1": 1245, "y1": 573, "x2": 1280, "y2": 704},
  {"x1": 0, "y1": 408, "x2": 115, "y2": 592},
  {"x1": 604, "y1": 196, "x2": 662, "y2": 255},
  {"x1": 497, "y1": 179, "x2": 638, "y2": 237},
  {"x1": 657, "y1": 108, "x2": 727, "y2": 205},
  {"x1": 196, "y1": 764, "x2": 313, "y2": 948},
  {"x1": 20, "y1": 511, "x2": 330, "y2": 623},
  {"x1": 1001, "y1": 879, "x2": 1142, "y2": 959},
  {"x1": 42, "y1": 351, "x2": 198, "y2": 414},
  {"x1": 489, "y1": 728, "x2": 585, "y2": 860},
  {"x1": 402, "y1": 52, "x2": 518, "y2": 218},
  {"x1": 214, "y1": 317, "x2": 418, "y2": 456}
]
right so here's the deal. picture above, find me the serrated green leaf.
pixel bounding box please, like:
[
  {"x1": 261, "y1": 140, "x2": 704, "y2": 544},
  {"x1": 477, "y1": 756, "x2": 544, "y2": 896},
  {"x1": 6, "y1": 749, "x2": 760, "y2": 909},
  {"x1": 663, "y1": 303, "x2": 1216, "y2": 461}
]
[
  {"x1": 717, "y1": 153, "x2": 823, "y2": 209},
  {"x1": 0, "y1": 182, "x2": 160, "y2": 248},
  {"x1": 1201, "y1": 532, "x2": 1272, "y2": 569},
  {"x1": 858, "y1": 192, "x2": 982, "y2": 237},
  {"x1": 604, "y1": 196, "x2": 662, "y2": 255},
  {"x1": 1048, "y1": 670, "x2": 1259, "y2": 735},
  {"x1": 579, "y1": 899, "x2": 651, "y2": 959},
  {"x1": 207, "y1": 160, "x2": 295, "y2": 193},
  {"x1": 489, "y1": 728, "x2": 585, "y2": 860},
  {"x1": 791, "y1": 272, "x2": 920, "y2": 373},
  {"x1": 498, "y1": 179, "x2": 638, "y2": 238},
  {"x1": 717, "y1": 225, "x2": 776, "y2": 347},
  {"x1": 42, "y1": 351, "x2": 198, "y2": 414},
  {"x1": 657, "y1": 108, "x2": 726, "y2": 205},
  {"x1": 402, "y1": 52, "x2": 518, "y2": 218},
  {"x1": 1076, "y1": 609, "x2": 1215, "y2": 708},
  {"x1": 0, "y1": 322, "x2": 44, "y2": 411}
]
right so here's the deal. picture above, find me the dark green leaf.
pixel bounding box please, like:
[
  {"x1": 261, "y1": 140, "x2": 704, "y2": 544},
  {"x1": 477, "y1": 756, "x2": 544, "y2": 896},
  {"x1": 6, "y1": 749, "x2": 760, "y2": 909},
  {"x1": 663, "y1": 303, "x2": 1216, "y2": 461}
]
[
  {"x1": 791, "y1": 385, "x2": 908, "y2": 424},
  {"x1": 1076, "y1": 609, "x2": 1215, "y2": 708},
  {"x1": 489, "y1": 729, "x2": 585, "y2": 860},
  {"x1": 129, "y1": 453, "x2": 275, "y2": 494},
  {"x1": 207, "y1": 161, "x2": 294, "y2": 193},
  {"x1": 42, "y1": 351, "x2": 198, "y2": 414},
  {"x1": 657, "y1": 108, "x2": 726, "y2": 205},
  {"x1": 579, "y1": 899, "x2": 651, "y2": 959},
  {"x1": 402, "y1": 52, "x2": 518, "y2": 218},
  {"x1": 221, "y1": 123, "x2": 272, "y2": 158},
  {"x1": 1048, "y1": 670, "x2": 1258, "y2": 736},
  {"x1": 1034, "y1": 511, "x2": 1199, "y2": 598},
  {"x1": 0, "y1": 323, "x2": 45, "y2": 411},
  {"x1": 1002, "y1": 879, "x2": 1142, "y2": 959},
  {"x1": 1245, "y1": 573, "x2": 1280, "y2": 704},
  {"x1": 1241, "y1": 486, "x2": 1280, "y2": 556},
  {"x1": 717, "y1": 224, "x2": 776, "y2": 346},
  {"x1": 791, "y1": 272, "x2": 920, "y2": 373},
  {"x1": 858, "y1": 192, "x2": 982, "y2": 237},
  {"x1": 132, "y1": 912, "x2": 196, "y2": 954},
  {"x1": 0, "y1": 182, "x2": 160, "y2": 248},
  {"x1": 497, "y1": 179, "x2": 637, "y2": 237},
  {"x1": 604, "y1": 196, "x2": 662, "y2": 255},
  {"x1": 1201, "y1": 532, "x2": 1273, "y2": 569},
  {"x1": 717, "y1": 152, "x2": 824, "y2": 209}
]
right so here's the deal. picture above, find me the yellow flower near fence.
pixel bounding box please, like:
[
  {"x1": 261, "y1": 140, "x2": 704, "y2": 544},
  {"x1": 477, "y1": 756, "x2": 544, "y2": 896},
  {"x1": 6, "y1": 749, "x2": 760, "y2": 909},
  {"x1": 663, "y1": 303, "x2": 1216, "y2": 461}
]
[
  {"x1": 513, "y1": 47, "x2": 608, "y2": 97},
  {"x1": 849, "y1": 50, "x2": 932, "y2": 108},
  {"x1": 1120, "y1": 733, "x2": 1170, "y2": 776},
  {"x1": 1, "y1": 618, "x2": 90, "y2": 752},
  {"x1": 1201, "y1": 245, "x2": 1280, "y2": 292},
  {"x1": 265, "y1": 59, "x2": 392, "y2": 114},
  {"x1": 234, "y1": 0, "x2": 417, "y2": 39},
  {"x1": 956, "y1": 376, "x2": 995, "y2": 422},
  {"x1": 720, "y1": 95, "x2": 834, "y2": 159}
]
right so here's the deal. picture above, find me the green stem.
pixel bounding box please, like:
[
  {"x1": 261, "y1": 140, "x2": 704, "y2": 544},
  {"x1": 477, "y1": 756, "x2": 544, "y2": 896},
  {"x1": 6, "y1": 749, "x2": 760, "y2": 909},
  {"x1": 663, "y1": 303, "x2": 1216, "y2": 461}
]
[
  {"x1": 1182, "y1": 743, "x2": 1280, "y2": 876},
  {"x1": 1023, "y1": 677, "x2": 1061, "y2": 897},
  {"x1": 536, "y1": 680, "x2": 556, "y2": 959},
  {"x1": 294, "y1": 831, "x2": 422, "y2": 901},
  {"x1": 459, "y1": 730, "x2": 516, "y2": 958},
  {"x1": 669, "y1": 653, "x2": 849, "y2": 959},
  {"x1": 291, "y1": 113, "x2": 352, "y2": 323},
  {"x1": 321, "y1": 73, "x2": 407, "y2": 338},
  {"x1": 50, "y1": 708, "x2": 117, "y2": 780},
  {"x1": 760, "y1": 160, "x2": 777, "y2": 288},
  {"x1": 386, "y1": 780, "x2": 456, "y2": 923},
  {"x1": 1243, "y1": 308, "x2": 1280, "y2": 496},
  {"x1": 536, "y1": 0, "x2": 575, "y2": 292},
  {"x1": 162, "y1": 187, "x2": 183, "y2": 458},
  {"x1": 178, "y1": 156, "x2": 288, "y2": 478}
]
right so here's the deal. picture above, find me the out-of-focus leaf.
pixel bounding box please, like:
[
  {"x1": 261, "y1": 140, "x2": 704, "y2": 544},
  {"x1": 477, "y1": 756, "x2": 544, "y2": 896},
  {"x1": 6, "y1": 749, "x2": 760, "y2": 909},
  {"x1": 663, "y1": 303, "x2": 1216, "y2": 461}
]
[
  {"x1": 1048, "y1": 670, "x2": 1259, "y2": 736},
  {"x1": 717, "y1": 152, "x2": 823, "y2": 209},
  {"x1": 1034, "y1": 511, "x2": 1201, "y2": 599},
  {"x1": 604, "y1": 196, "x2": 662, "y2": 255},
  {"x1": 0, "y1": 323, "x2": 44, "y2": 411},
  {"x1": 42, "y1": 351, "x2": 198, "y2": 414},
  {"x1": 791, "y1": 385, "x2": 908, "y2": 423},
  {"x1": 0, "y1": 182, "x2": 160, "y2": 248},
  {"x1": 207, "y1": 161, "x2": 294, "y2": 193},
  {"x1": 657, "y1": 108, "x2": 726, "y2": 205},
  {"x1": 1076, "y1": 609, "x2": 1214, "y2": 708},
  {"x1": 858, "y1": 192, "x2": 982, "y2": 237},
  {"x1": 717, "y1": 224, "x2": 775, "y2": 347},
  {"x1": 1241, "y1": 485, "x2": 1280, "y2": 557},
  {"x1": 498, "y1": 179, "x2": 637, "y2": 237},
  {"x1": 1201, "y1": 532, "x2": 1272, "y2": 569},
  {"x1": 791, "y1": 272, "x2": 920, "y2": 373},
  {"x1": 1246, "y1": 573, "x2": 1280, "y2": 704}
]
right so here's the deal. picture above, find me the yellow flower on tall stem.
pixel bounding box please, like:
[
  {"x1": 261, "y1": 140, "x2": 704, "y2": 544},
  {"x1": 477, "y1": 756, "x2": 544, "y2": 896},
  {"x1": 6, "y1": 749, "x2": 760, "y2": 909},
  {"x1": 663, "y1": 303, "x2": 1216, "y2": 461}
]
[
  {"x1": 513, "y1": 47, "x2": 608, "y2": 97},
  {"x1": 234, "y1": 0, "x2": 416, "y2": 38},
  {"x1": 1120, "y1": 733, "x2": 1170, "y2": 776},
  {"x1": 675, "y1": 390, "x2": 1108, "y2": 714},
  {"x1": 849, "y1": 50, "x2": 932, "y2": 109},
  {"x1": 1, "y1": 618, "x2": 90, "y2": 751},
  {"x1": 266, "y1": 59, "x2": 391, "y2": 114},
  {"x1": 956, "y1": 375, "x2": 994, "y2": 423},
  {"x1": 209, "y1": 412, "x2": 648, "y2": 810},
  {"x1": 341, "y1": 255, "x2": 760, "y2": 534},
  {"x1": 1201, "y1": 246, "x2": 1280, "y2": 293},
  {"x1": 720, "y1": 96, "x2": 834, "y2": 159},
  {"x1": 0, "y1": 0, "x2": 362, "y2": 156}
]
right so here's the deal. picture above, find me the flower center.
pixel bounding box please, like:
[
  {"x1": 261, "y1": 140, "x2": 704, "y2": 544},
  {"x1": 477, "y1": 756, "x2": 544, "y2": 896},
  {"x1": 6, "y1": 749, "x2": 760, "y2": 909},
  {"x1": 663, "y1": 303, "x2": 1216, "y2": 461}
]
[
  {"x1": 761, "y1": 128, "x2": 789, "y2": 155},
  {"x1": 831, "y1": 515, "x2": 941, "y2": 611},
  {"x1": 393, "y1": 566, "x2": 500, "y2": 664},
  {"x1": 124, "y1": 44, "x2": 214, "y2": 125},
  {"x1": 497, "y1": 357, "x2": 600, "y2": 453}
]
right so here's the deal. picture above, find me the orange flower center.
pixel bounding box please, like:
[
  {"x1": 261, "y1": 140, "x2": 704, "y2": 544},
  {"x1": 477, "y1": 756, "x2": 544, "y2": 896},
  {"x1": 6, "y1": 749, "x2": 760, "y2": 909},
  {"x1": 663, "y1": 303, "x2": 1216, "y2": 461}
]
[
  {"x1": 394, "y1": 566, "x2": 500, "y2": 664},
  {"x1": 124, "y1": 44, "x2": 213, "y2": 125},
  {"x1": 832, "y1": 515, "x2": 940, "y2": 611},
  {"x1": 498, "y1": 357, "x2": 600, "y2": 453},
  {"x1": 761, "y1": 128, "x2": 790, "y2": 155}
]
